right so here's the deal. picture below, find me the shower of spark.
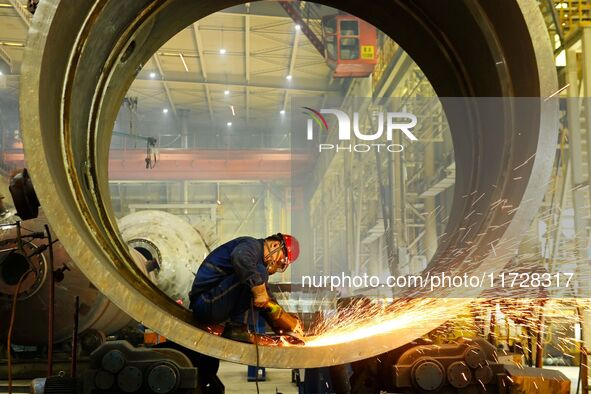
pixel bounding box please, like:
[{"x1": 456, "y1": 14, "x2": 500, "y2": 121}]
[
  {"x1": 271, "y1": 98, "x2": 591, "y2": 358},
  {"x1": 305, "y1": 298, "x2": 471, "y2": 347},
  {"x1": 304, "y1": 297, "x2": 590, "y2": 363},
  {"x1": 298, "y1": 156, "x2": 591, "y2": 350}
]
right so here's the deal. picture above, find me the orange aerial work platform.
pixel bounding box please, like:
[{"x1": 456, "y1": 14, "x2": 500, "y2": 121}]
[{"x1": 322, "y1": 15, "x2": 378, "y2": 78}]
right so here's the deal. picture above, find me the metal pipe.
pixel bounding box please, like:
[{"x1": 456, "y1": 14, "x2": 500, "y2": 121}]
[
  {"x1": 579, "y1": 27, "x2": 591, "y2": 356},
  {"x1": 577, "y1": 305, "x2": 587, "y2": 394},
  {"x1": 565, "y1": 50, "x2": 588, "y2": 264},
  {"x1": 15, "y1": 221, "x2": 22, "y2": 252},
  {"x1": 423, "y1": 141, "x2": 437, "y2": 261},
  {"x1": 45, "y1": 224, "x2": 54, "y2": 376},
  {"x1": 535, "y1": 303, "x2": 545, "y2": 368},
  {"x1": 71, "y1": 296, "x2": 79, "y2": 377},
  {"x1": 488, "y1": 305, "x2": 496, "y2": 346},
  {"x1": 20, "y1": 0, "x2": 558, "y2": 367},
  {"x1": 7, "y1": 268, "x2": 33, "y2": 394},
  {"x1": 526, "y1": 327, "x2": 533, "y2": 366}
]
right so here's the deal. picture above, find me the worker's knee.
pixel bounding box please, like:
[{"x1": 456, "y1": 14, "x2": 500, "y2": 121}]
[
  {"x1": 190, "y1": 296, "x2": 215, "y2": 324},
  {"x1": 189, "y1": 281, "x2": 254, "y2": 325},
  {"x1": 191, "y1": 296, "x2": 234, "y2": 325}
]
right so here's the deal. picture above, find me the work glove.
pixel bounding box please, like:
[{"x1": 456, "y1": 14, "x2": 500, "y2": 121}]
[
  {"x1": 251, "y1": 284, "x2": 270, "y2": 308},
  {"x1": 262, "y1": 301, "x2": 305, "y2": 337}
]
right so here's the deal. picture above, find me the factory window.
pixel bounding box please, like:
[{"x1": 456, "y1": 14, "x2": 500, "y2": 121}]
[
  {"x1": 340, "y1": 37, "x2": 359, "y2": 60},
  {"x1": 340, "y1": 20, "x2": 359, "y2": 36}
]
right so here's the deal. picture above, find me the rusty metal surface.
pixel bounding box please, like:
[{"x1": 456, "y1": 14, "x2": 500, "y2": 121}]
[
  {"x1": 20, "y1": 0, "x2": 557, "y2": 367},
  {"x1": 0, "y1": 211, "x2": 134, "y2": 345}
]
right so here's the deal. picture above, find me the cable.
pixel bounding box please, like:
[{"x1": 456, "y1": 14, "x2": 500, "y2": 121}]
[
  {"x1": 45, "y1": 224, "x2": 55, "y2": 376},
  {"x1": 576, "y1": 305, "x2": 584, "y2": 394},
  {"x1": 16, "y1": 225, "x2": 42, "y2": 234},
  {"x1": 7, "y1": 268, "x2": 34, "y2": 394},
  {"x1": 251, "y1": 300, "x2": 260, "y2": 394},
  {"x1": 0, "y1": 233, "x2": 46, "y2": 248},
  {"x1": 26, "y1": 238, "x2": 59, "y2": 258}
]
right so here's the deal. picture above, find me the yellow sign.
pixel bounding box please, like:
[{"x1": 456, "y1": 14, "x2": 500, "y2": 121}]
[{"x1": 361, "y1": 45, "x2": 375, "y2": 60}]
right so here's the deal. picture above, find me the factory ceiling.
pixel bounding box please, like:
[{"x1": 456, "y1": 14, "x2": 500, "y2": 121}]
[{"x1": 0, "y1": 1, "x2": 348, "y2": 137}]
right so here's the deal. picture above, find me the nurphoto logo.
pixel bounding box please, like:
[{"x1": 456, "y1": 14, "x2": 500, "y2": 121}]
[{"x1": 303, "y1": 107, "x2": 418, "y2": 153}]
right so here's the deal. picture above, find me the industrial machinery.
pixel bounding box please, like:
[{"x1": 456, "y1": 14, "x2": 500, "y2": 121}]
[
  {"x1": 30, "y1": 341, "x2": 199, "y2": 394},
  {"x1": 20, "y1": 0, "x2": 558, "y2": 372},
  {"x1": 305, "y1": 338, "x2": 571, "y2": 393},
  {"x1": 0, "y1": 206, "x2": 207, "y2": 347},
  {"x1": 0, "y1": 209, "x2": 138, "y2": 346},
  {"x1": 0, "y1": 191, "x2": 215, "y2": 393}
]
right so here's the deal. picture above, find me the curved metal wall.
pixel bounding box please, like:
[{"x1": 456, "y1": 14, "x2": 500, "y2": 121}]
[{"x1": 19, "y1": 0, "x2": 557, "y2": 367}]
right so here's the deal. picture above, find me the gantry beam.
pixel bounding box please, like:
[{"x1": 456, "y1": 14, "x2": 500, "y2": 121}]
[
  {"x1": 134, "y1": 71, "x2": 339, "y2": 94},
  {"x1": 0, "y1": 46, "x2": 12, "y2": 71},
  {"x1": 3, "y1": 149, "x2": 312, "y2": 181},
  {"x1": 7, "y1": 0, "x2": 31, "y2": 28},
  {"x1": 282, "y1": 26, "x2": 300, "y2": 112},
  {"x1": 191, "y1": 22, "x2": 214, "y2": 120},
  {"x1": 245, "y1": 12, "x2": 251, "y2": 122},
  {"x1": 152, "y1": 54, "x2": 177, "y2": 116}
]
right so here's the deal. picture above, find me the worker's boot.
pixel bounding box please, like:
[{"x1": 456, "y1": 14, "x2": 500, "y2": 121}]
[{"x1": 221, "y1": 322, "x2": 253, "y2": 343}]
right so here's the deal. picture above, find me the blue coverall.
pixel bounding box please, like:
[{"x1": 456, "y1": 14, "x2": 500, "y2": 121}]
[{"x1": 189, "y1": 237, "x2": 269, "y2": 324}]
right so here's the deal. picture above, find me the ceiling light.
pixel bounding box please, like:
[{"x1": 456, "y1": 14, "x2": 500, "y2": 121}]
[
  {"x1": 227, "y1": 122, "x2": 232, "y2": 126},
  {"x1": 286, "y1": 75, "x2": 292, "y2": 80},
  {"x1": 224, "y1": 90, "x2": 230, "y2": 95},
  {"x1": 149, "y1": 72, "x2": 156, "y2": 78},
  {"x1": 0, "y1": 71, "x2": 3, "y2": 76},
  {"x1": 230, "y1": 105, "x2": 236, "y2": 116},
  {"x1": 219, "y1": 48, "x2": 227, "y2": 55},
  {"x1": 162, "y1": 108, "x2": 169, "y2": 114},
  {"x1": 280, "y1": 109, "x2": 286, "y2": 115},
  {"x1": 0, "y1": 41, "x2": 24, "y2": 47},
  {"x1": 295, "y1": 24, "x2": 301, "y2": 30},
  {"x1": 216, "y1": 199, "x2": 222, "y2": 205}
]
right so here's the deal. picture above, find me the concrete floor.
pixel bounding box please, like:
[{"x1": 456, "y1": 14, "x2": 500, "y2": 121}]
[{"x1": 218, "y1": 361, "x2": 299, "y2": 394}]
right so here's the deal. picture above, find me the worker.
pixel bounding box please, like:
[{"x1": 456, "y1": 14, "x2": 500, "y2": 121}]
[{"x1": 189, "y1": 233, "x2": 302, "y2": 342}]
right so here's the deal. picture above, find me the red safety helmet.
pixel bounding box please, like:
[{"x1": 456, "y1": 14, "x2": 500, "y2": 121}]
[
  {"x1": 281, "y1": 233, "x2": 300, "y2": 264},
  {"x1": 272, "y1": 233, "x2": 299, "y2": 272},
  {"x1": 266, "y1": 233, "x2": 300, "y2": 272}
]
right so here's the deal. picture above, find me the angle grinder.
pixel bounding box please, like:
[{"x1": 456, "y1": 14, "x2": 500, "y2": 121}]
[{"x1": 262, "y1": 300, "x2": 304, "y2": 340}]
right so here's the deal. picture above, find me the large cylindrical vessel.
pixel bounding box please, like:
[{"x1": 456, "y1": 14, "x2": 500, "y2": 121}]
[
  {"x1": 118, "y1": 210, "x2": 208, "y2": 306},
  {"x1": 20, "y1": 0, "x2": 558, "y2": 367}
]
